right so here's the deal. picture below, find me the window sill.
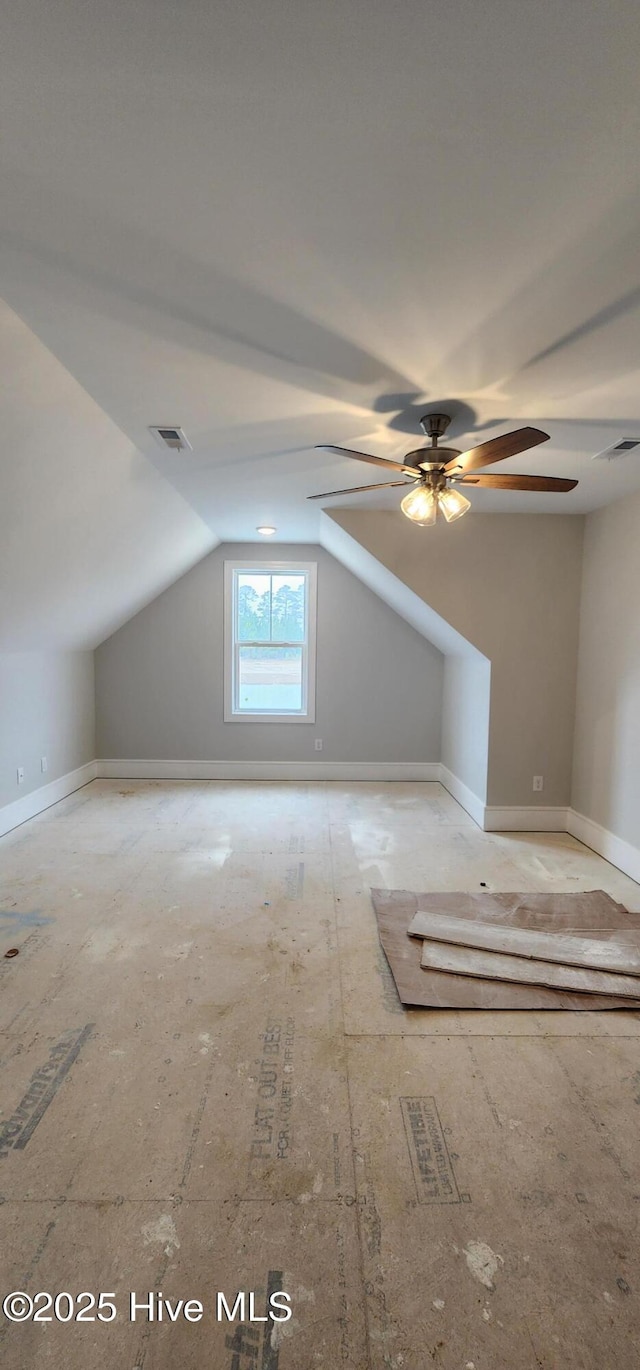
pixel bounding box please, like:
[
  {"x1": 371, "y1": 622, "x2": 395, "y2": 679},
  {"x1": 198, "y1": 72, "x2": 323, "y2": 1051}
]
[{"x1": 224, "y1": 711, "x2": 315, "y2": 724}]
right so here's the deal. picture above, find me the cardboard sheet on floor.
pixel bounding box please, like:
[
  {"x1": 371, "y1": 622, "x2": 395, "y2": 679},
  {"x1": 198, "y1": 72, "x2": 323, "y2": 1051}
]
[
  {"x1": 419, "y1": 938, "x2": 640, "y2": 1000},
  {"x1": 409, "y1": 907, "x2": 640, "y2": 973},
  {"x1": 371, "y1": 888, "x2": 640, "y2": 1009}
]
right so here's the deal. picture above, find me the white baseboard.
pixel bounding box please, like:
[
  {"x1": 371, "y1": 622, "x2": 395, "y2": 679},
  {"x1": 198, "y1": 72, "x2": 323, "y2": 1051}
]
[
  {"x1": 567, "y1": 809, "x2": 640, "y2": 885},
  {"x1": 439, "y1": 767, "x2": 572, "y2": 835},
  {"x1": 483, "y1": 805, "x2": 569, "y2": 833},
  {"x1": 4, "y1": 760, "x2": 638, "y2": 888},
  {"x1": 0, "y1": 760, "x2": 98, "y2": 838},
  {"x1": 97, "y1": 758, "x2": 442, "y2": 783},
  {"x1": 438, "y1": 765, "x2": 486, "y2": 827}
]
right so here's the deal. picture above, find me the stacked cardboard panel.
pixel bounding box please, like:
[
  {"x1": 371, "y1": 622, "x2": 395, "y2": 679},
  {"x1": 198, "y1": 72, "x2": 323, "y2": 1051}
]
[{"x1": 371, "y1": 889, "x2": 640, "y2": 1010}]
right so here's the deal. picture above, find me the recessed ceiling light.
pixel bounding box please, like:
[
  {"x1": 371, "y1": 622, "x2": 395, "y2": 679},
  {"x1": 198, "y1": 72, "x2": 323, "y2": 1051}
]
[{"x1": 256, "y1": 526, "x2": 277, "y2": 535}]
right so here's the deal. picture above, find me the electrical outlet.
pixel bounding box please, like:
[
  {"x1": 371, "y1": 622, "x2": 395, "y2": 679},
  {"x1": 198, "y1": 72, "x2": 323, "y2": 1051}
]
[
  {"x1": 41, "y1": 756, "x2": 48, "y2": 773},
  {"x1": 17, "y1": 767, "x2": 24, "y2": 785},
  {"x1": 533, "y1": 775, "x2": 544, "y2": 792},
  {"x1": 314, "y1": 738, "x2": 323, "y2": 751}
]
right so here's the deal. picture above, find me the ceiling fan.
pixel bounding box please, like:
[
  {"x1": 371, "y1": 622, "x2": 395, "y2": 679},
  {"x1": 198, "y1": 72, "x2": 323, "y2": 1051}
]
[{"x1": 309, "y1": 413, "x2": 578, "y2": 525}]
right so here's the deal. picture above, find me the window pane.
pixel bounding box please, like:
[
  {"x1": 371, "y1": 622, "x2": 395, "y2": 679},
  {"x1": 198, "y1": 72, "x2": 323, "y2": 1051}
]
[
  {"x1": 271, "y1": 574, "x2": 306, "y2": 642},
  {"x1": 237, "y1": 646, "x2": 303, "y2": 712},
  {"x1": 237, "y1": 573, "x2": 271, "y2": 641}
]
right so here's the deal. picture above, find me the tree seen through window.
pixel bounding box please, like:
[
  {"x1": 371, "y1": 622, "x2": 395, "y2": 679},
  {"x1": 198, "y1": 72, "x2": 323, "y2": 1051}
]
[
  {"x1": 234, "y1": 571, "x2": 308, "y2": 712},
  {"x1": 237, "y1": 574, "x2": 305, "y2": 650}
]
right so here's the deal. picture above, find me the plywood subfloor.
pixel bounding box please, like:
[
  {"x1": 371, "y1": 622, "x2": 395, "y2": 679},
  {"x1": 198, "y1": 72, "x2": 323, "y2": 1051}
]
[{"x1": 1, "y1": 779, "x2": 639, "y2": 1369}]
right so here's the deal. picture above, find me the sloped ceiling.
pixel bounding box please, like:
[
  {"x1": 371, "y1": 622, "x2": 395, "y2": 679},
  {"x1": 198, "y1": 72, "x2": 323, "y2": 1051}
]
[
  {"x1": 0, "y1": 303, "x2": 215, "y2": 648},
  {"x1": 2, "y1": 0, "x2": 640, "y2": 647}
]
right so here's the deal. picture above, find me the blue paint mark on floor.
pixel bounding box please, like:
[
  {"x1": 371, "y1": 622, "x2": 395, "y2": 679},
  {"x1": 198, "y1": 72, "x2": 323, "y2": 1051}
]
[{"x1": 0, "y1": 910, "x2": 52, "y2": 930}]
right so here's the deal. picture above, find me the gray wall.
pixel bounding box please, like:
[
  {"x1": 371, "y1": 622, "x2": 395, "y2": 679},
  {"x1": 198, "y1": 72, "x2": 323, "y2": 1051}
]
[
  {"x1": 440, "y1": 653, "x2": 491, "y2": 802},
  {"x1": 95, "y1": 543, "x2": 444, "y2": 763},
  {"x1": 571, "y1": 490, "x2": 640, "y2": 847},
  {"x1": 0, "y1": 651, "x2": 95, "y2": 807},
  {"x1": 331, "y1": 510, "x2": 585, "y2": 808},
  {"x1": 321, "y1": 511, "x2": 492, "y2": 804}
]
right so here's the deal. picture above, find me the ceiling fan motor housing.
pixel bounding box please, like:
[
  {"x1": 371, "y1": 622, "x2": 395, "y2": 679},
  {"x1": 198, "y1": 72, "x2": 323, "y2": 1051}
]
[{"x1": 404, "y1": 445, "x2": 462, "y2": 471}]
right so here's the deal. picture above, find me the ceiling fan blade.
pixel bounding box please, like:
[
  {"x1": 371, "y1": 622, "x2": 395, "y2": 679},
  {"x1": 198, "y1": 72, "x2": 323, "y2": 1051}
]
[
  {"x1": 316, "y1": 444, "x2": 416, "y2": 475},
  {"x1": 459, "y1": 473, "x2": 578, "y2": 492},
  {"x1": 445, "y1": 427, "x2": 550, "y2": 473},
  {"x1": 308, "y1": 480, "x2": 413, "y2": 500}
]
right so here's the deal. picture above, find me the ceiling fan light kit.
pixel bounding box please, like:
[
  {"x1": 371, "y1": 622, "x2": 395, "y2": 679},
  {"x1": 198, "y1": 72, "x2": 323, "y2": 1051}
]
[
  {"x1": 311, "y1": 411, "x2": 578, "y2": 525},
  {"x1": 400, "y1": 483, "x2": 471, "y2": 525},
  {"x1": 400, "y1": 485, "x2": 437, "y2": 525},
  {"x1": 437, "y1": 485, "x2": 472, "y2": 523}
]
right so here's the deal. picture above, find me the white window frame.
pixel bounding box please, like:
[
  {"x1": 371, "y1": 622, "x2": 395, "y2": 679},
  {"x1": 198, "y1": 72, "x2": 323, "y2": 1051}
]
[{"x1": 224, "y1": 560, "x2": 317, "y2": 723}]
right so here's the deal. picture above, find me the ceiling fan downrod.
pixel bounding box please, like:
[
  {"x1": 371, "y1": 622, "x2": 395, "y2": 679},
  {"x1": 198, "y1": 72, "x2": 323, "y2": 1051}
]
[
  {"x1": 419, "y1": 412, "x2": 452, "y2": 442},
  {"x1": 405, "y1": 413, "x2": 461, "y2": 472}
]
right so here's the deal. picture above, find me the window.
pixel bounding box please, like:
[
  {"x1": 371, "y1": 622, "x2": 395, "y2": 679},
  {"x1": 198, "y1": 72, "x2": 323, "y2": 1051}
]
[{"x1": 224, "y1": 561, "x2": 317, "y2": 722}]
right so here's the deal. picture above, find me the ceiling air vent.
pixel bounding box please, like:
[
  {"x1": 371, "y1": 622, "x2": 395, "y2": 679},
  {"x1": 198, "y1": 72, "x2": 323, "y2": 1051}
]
[
  {"x1": 149, "y1": 425, "x2": 192, "y2": 452},
  {"x1": 592, "y1": 437, "x2": 640, "y2": 461}
]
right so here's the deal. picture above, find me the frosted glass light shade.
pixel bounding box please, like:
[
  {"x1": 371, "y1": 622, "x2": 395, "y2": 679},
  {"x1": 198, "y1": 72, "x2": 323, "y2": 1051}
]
[
  {"x1": 400, "y1": 485, "x2": 438, "y2": 525},
  {"x1": 438, "y1": 487, "x2": 471, "y2": 522}
]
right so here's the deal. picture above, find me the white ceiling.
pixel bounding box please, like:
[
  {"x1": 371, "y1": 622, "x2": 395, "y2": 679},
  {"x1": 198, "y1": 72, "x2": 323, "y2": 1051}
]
[
  {"x1": 0, "y1": 302, "x2": 216, "y2": 648},
  {"x1": 2, "y1": 0, "x2": 640, "y2": 642}
]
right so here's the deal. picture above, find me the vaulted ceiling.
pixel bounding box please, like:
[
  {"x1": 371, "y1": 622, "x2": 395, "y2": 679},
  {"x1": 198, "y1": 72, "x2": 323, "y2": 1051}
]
[{"x1": 2, "y1": 0, "x2": 640, "y2": 646}]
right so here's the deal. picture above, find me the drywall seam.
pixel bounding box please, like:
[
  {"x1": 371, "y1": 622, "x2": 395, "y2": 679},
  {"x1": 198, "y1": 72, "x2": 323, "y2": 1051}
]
[{"x1": 0, "y1": 760, "x2": 97, "y2": 837}]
